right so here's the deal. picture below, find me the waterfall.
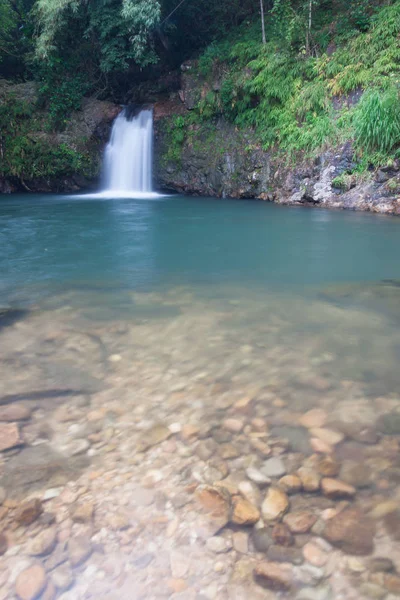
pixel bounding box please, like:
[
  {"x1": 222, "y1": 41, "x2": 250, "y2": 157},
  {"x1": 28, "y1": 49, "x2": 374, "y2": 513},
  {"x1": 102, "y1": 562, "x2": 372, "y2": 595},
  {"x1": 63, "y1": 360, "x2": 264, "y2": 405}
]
[{"x1": 102, "y1": 107, "x2": 154, "y2": 195}]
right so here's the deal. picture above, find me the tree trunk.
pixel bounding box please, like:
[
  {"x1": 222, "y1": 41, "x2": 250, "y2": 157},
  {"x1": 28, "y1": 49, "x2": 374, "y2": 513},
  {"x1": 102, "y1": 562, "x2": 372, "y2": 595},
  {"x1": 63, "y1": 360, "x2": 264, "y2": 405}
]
[
  {"x1": 306, "y1": 0, "x2": 312, "y2": 55},
  {"x1": 260, "y1": 0, "x2": 266, "y2": 45}
]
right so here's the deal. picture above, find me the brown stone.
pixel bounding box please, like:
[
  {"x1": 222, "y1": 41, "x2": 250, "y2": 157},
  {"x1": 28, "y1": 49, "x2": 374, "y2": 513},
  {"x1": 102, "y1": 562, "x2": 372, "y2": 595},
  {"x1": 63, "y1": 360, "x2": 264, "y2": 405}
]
[
  {"x1": 299, "y1": 409, "x2": 327, "y2": 429},
  {"x1": 15, "y1": 499, "x2": 43, "y2": 526},
  {"x1": 253, "y1": 561, "x2": 292, "y2": 591},
  {"x1": 0, "y1": 422, "x2": 23, "y2": 451},
  {"x1": 267, "y1": 545, "x2": 303, "y2": 565},
  {"x1": 261, "y1": 488, "x2": 289, "y2": 521},
  {"x1": 309, "y1": 427, "x2": 344, "y2": 446},
  {"x1": 137, "y1": 424, "x2": 172, "y2": 451},
  {"x1": 231, "y1": 497, "x2": 260, "y2": 525},
  {"x1": 271, "y1": 523, "x2": 293, "y2": 546},
  {"x1": 318, "y1": 457, "x2": 340, "y2": 477},
  {"x1": 321, "y1": 478, "x2": 356, "y2": 499},
  {"x1": 384, "y1": 574, "x2": 400, "y2": 594},
  {"x1": 383, "y1": 510, "x2": 400, "y2": 541},
  {"x1": 297, "y1": 467, "x2": 320, "y2": 492},
  {"x1": 0, "y1": 404, "x2": 31, "y2": 422},
  {"x1": 27, "y1": 527, "x2": 57, "y2": 556},
  {"x1": 323, "y1": 508, "x2": 375, "y2": 555},
  {"x1": 278, "y1": 475, "x2": 302, "y2": 494},
  {"x1": 15, "y1": 564, "x2": 47, "y2": 600},
  {"x1": 71, "y1": 501, "x2": 94, "y2": 523},
  {"x1": 283, "y1": 511, "x2": 317, "y2": 534},
  {"x1": 196, "y1": 485, "x2": 231, "y2": 532}
]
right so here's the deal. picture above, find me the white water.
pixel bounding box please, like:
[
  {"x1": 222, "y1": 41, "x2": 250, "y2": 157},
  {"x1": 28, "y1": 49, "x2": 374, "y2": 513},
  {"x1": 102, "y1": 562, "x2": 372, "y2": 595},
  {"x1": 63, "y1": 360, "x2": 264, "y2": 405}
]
[{"x1": 102, "y1": 108, "x2": 158, "y2": 198}]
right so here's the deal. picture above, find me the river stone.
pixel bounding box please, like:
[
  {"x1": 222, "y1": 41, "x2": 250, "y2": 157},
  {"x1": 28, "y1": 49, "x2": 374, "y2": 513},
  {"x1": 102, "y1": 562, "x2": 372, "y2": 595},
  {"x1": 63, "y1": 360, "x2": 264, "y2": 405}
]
[
  {"x1": 261, "y1": 458, "x2": 286, "y2": 478},
  {"x1": 51, "y1": 565, "x2": 75, "y2": 592},
  {"x1": 309, "y1": 428, "x2": 344, "y2": 446},
  {"x1": 0, "y1": 404, "x2": 31, "y2": 422},
  {"x1": 359, "y1": 582, "x2": 387, "y2": 600},
  {"x1": 15, "y1": 564, "x2": 47, "y2": 600},
  {"x1": 262, "y1": 488, "x2": 289, "y2": 521},
  {"x1": 27, "y1": 527, "x2": 57, "y2": 556},
  {"x1": 253, "y1": 561, "x2": 292, "y2": 591},
  {"x1": 267, "y1": 545, "x2": 303, "y2": 565},
  {"x1": 383, "y1": 510, "x2": 400, "y2": 540},
  {"x1": 1, "y1": 444, "x2": 88, "y2": 499},
  {"x1": 340, "y1": 461, "x2": 373, "y2": 488},
  {"x1": 195, "y1": 485, "x2": 231, "y2": 534},
  {"x1": 383, "y1": 573, "x2": 400, "y2": 594},
  {"x1": 231, "y1": 497, "x2": 260, "y2": 525},
  {"x1": 71, "y1": 501, "x2": 94, "y2": 523},
  {"x1": 15, "y1": 498, "x2": 43, "y2": 526},
  {"x1": 318, "y1": 457, "x2": 340, "y2": 477},
  {"x1": 269, "y1": 426, "x2": 311, "y2": 454},
  {"x1": 41, "y1": 581, "x2": 57, "y2": 600},
  {"x1": 238, "y1": 480, "x2": 262, "y2": 507},
  {"x1": 377, "y1": 412, "x2": 400, "y2": 435},
  {"x1": 137, "y1": 424, "x2": 172, "y2": 452},
  {"x1": 272, "y1": 523, "x2": 294, "y2": 546},
  {"x1": 368, "y1": 557, "x2": 395, "y2": 573},
  {"x1": 296, "y1": 583, "x2": 332, "y2": 600},
  {"x1": 252, "y1": 528, "x2": 273, "y2": 552},
  {"x1": 246, "y1": 467, "x2": 271, "y2": 487},
  {"x1": 322, "y1": 508, "x2": 375, "y2": 555},
  {"x1": 278, "y1": 475, "x2": 302, "y2": 494},
  {"x1": 206, "y1": 536, "x2": 232, "y2": 554},
  {"x1": 297, "y1": 467, "x2": 320, "y2": 492},
  {"x1": 284, "y1": 511, "x2": 317, "y2": 534},
  {"x1": 68, "y1": 536, "x2": 92, "y2": 567},
  {"x1": 0, "y1": 422, "x2": 22, "y2": 451},
  {"x1": 320, "y1": 478, "x2": 356, "y2": 499},
  {"x1": 299, "y1": 409, "x2": 327, "y2": 429}
]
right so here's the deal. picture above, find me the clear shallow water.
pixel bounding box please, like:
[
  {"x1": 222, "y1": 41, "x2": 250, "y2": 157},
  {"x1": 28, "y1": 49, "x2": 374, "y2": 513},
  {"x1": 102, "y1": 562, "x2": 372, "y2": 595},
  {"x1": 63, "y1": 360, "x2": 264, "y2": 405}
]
[{"x1": 2, "y1": 194, "x2": 400, "y2": 599}]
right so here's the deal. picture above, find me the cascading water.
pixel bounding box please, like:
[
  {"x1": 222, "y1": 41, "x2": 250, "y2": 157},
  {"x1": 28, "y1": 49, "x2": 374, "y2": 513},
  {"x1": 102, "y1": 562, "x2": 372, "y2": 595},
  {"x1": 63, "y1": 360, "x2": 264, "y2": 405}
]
[{"x1": 102, "y1": 107, "x2": 154, "y2": 196}]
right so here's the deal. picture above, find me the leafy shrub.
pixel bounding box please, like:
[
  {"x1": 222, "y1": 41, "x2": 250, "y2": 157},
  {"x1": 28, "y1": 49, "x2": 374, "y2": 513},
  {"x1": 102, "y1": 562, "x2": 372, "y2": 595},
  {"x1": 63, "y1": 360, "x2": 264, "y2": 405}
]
[{"x1": 354, "y1": 87, "x2": 400, "y2": 154}]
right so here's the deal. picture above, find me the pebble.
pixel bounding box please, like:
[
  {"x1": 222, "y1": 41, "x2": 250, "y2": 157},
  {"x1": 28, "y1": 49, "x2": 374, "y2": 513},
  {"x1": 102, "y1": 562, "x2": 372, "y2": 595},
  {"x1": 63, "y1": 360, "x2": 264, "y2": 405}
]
[
  {"x1": 245, "y1": 467, "x2": 271, "y2": 487},
  {"x1": 320, "y1": 478, "x2": 356, "y2": 499},
  {"x1": 284, "y1": 511, "x2": 317, "y2": 534},
  {"x1": 299, "y1": 409, "x2": 327, "y2": 429},
  {"x1": 253, "y1": 561, "x2": 292, "y2": 591},
  {"x1": 238, "y1": 481, "x2": 261, "y2": 507},
  {"x1": 137, "y1": 424, "x2": 172, "y2": 451},
  {"x1": 206, "y1": 536, "x2": 232, "y2": 554},
  {"x1": 252, "y1": 528, "x2": 273, "y2": 552},
  {"x1": 42, "y1": 489, "x2": 62, "y2": 501},
  {"x1": 369, "y1": 557, "x2": 395, "y2": 573},
  {"x1": 27, "y1": 528, "x2": 57, "y2": 556},
  {"x1": 0, "y1": 404, "x2": 31, "y2": 422},
  {"x1": 41, "y1": 581, "x2": 57, "y2": 600},
  {"x1": 267, "y1": 545, "x2": 303, "y2": 565},
  {"x1": 15, "y1": 499, "x2": 43, "y2": 526},
  {"x1": 339, "y1": 461, "x2": 373, "y2": 488},
  {"x1": 231, "y1": 497, "x2": 260, "y2": 525},
  {"x1": 278, "y1": 475, "x2": 302, "y2": 494},
  {"x1": 384, "y1": 574, "x2": 400, "y2": 594},
  {"x1": 15, "y1": 565, "x2": 47, "y2": 600},
  {"x1": 261, "y1": 488, "x2": 289, "y2": 521},
  {"x1": 232, "y1": 531, "x2": 248, "y2": 553},
  {"x1": 71, "y1": 501, "x2": 94, "y2": 523},
  {"x1": 261, "y1": 457, "x2": 286, "y2": 478},
  {"x1": 322, "y1": 507, "x2": 375, "y2": 555},
  {"x1": 317, "y1": 457, "x2": 340, "y2": 477},
  {"x1": 302, "y1": 542, "x2": 328, "y2": 567},
  {"x1": 51, "y1": 566, "x2": 75, "y2": 592},
  {"x1": 346, "y1": 557, "x2": 365, "y2": 573},
  {"x1": 170, "y1": 550, "x2": 189, "y2": 578},
  {"x1": 309, "y1": 428, "x2": 344, "y2": 446},
  {"x1": 310, "y1": 438, "x2": 333, "y2": 454},
  {"x1": 68, "y1": 536, "x2": 92, "y2": 567},
  {"x1": 222, "y1": 418, "x2": 243, "y2": 433},
  {"x1": 107, "y1": 513, "x2": 130, "y2": 531},
  {"x1": 0, "y1": 422, "x2": 22, "y2": 451},
  {"x1": 272, "y1": 523, "x2": 294, "y2": 546},
  {"x1": 297, "y1": 467, "x2": 321, "y2": 492},
  {"x1": 296, "y1": 583, "x2": 332, "y2": 600},
  {"x1": 195, "y1": 485, "x2": 231, "y2": 532}
]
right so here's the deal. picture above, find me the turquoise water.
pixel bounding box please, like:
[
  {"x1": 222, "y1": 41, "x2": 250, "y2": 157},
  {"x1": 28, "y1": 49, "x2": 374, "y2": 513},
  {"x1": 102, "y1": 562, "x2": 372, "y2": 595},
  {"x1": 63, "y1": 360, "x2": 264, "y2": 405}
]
[{"x1": 1, "y1": 193, "x2": 400, "y2": 307}]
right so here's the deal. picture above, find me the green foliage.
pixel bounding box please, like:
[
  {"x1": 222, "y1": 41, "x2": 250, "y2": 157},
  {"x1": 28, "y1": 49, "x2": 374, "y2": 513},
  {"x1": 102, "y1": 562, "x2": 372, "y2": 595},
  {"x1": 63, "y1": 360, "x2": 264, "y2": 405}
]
[
  {"x1": 0, "y1": 95, "x2": 96, "y2": 179},
  {"x1": 191, "y1": 0, "x2": 400, "y2": 164},
  {"x1": 163, "y1": 115, "x2": 188, "y2": 165},
  {"x1": 354, "y1": 87, "x2": 400, "y2": 154}
]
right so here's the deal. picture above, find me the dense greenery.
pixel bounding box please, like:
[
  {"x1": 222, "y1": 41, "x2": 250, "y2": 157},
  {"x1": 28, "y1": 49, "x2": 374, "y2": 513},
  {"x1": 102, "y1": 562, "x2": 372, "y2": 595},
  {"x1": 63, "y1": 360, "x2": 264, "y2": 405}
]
[
  {"x1": 0, "y1": 0, "x2": 400, "y2": 179},
  {"x1": 190, "y1": 1, "x2": 400, "y2": 164}
]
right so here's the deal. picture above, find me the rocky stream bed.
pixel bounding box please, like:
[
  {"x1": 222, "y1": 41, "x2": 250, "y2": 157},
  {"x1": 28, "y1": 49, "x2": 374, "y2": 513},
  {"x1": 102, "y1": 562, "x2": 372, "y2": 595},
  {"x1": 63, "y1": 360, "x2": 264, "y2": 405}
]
[{"x1": 0, "y1": 284, "x2": 400, "y2": 600}]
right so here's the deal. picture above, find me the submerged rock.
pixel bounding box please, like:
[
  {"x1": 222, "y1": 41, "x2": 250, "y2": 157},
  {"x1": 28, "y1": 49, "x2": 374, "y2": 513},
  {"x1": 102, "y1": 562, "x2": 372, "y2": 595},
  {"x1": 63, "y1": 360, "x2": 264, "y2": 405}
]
[
  {"x1": 261, "y1": 488, "x2": 289, "y2": 521},
  {"x1": 253, "y1": 561, "x2": 292, "y2": 591},
  {"x1": 322, "y1": 508, "x2": 375, "y2": 555}
]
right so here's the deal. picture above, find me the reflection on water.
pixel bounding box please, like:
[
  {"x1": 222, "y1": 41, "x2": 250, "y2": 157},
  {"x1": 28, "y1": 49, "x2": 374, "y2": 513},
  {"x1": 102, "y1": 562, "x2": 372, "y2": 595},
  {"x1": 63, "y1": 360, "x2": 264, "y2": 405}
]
[{"x1": 1, "y1": 195, "x2": 400, "y2": 599}]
